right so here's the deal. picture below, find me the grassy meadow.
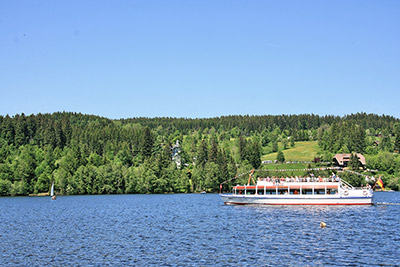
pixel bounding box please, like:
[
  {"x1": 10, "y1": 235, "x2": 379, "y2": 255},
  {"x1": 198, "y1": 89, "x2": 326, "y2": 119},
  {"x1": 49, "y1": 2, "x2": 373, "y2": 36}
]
[{"x1": 261, "y1": 141, "x2": 319, "y2": 162}]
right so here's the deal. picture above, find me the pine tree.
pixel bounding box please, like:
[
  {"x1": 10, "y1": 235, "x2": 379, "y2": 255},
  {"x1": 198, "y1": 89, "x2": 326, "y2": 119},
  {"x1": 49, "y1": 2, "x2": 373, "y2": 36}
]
[
  {"x1": 238, "y1": 135, "x2": 248, "y2": 160},
  {"x1": 261, "y1": 129, "x2": 270, "y2": 146},
  {"x1": 354, "y1": 124, "x2": 366, "y2": 153},
  {"x1": 209, "y1": 137, "x2": 218, "y2": 163},
  {"x1": 282, "y1": 138, "x2": 289, "y2": 149},
  {"x1": 14, "y1": 113, "x2": 27, "y2": 147},
  {"x1": 394, "y1": 123, "x2": 400, "y2": 153},
  {"x1": 349, "y1": 153, "x2": 360, "y2": 170},
  {"x1": 157, "y1": 143, "x2": 171, "y2": 172},
  {"x1": 142, "y1": 127, "x2": 153, "y2": 158},
  {"x1": 271, "y1": 141, "x2": 278, "y2": 152},
  {"x1": 290, "y1": 137, "x2": 295, "y2": 148},
  {"x1": 277, "y1": 151, "x2": 285, "y2": 163},
  {"x1": 197, "y1": 139, "x2": 208, "y2": 166},
  {"x1": 2, "y1": 115, "x2": 15, "y2": 145},
  {"x1": 380, "y1": 129, "x2": 393, "y2": 152},
  {"x1": 248, "y1": 140, "x2": 261, "y2": 169}
]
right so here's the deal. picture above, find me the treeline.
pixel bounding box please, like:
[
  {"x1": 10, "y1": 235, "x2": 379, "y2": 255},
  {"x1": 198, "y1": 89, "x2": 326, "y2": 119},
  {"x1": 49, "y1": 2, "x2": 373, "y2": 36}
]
[
  {"x1": 0, "y1": 112, "x2": 239, "y2": 196},
  {"x1": 121, "y1": 113, "x2": 398, "y2": 135},
  {"x1": 0, "y1": 112, "x2": 399, "y2": 196}
]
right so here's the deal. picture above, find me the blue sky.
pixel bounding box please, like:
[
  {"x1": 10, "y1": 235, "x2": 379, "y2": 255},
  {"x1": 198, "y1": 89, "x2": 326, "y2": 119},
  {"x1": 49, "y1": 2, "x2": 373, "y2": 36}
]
[{"x1": 1, "y1": 0, "x2": 399, "y2": 119}]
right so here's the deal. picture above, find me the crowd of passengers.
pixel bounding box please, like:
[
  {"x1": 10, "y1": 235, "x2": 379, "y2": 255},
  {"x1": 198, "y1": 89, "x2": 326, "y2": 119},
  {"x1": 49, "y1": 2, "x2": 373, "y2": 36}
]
[{"x1": 257, "y1": 174, "x2": 341, "y2": 183}]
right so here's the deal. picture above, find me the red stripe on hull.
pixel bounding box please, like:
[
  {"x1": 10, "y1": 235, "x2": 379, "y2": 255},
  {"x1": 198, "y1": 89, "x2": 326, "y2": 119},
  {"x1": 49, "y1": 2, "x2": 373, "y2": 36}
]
[{"x1": 224, "y1": 202, "x2": 371, "y2": 206}]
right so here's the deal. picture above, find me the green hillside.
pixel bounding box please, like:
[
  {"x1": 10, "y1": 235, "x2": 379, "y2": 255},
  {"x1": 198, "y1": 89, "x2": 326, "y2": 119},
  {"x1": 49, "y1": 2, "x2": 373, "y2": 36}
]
[
  {"x1": 261, "y1": 141, "x2": 319, "y2": 162},
  {"x1": 0, "y1": 113, "x2": 399, "y2": 195}
]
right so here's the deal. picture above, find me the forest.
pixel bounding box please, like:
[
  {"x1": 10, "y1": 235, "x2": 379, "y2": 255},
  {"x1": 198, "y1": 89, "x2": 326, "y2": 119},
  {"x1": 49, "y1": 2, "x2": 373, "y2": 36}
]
[{"x1": 0, "y1": 112, "x2": 400, "y2": 196}]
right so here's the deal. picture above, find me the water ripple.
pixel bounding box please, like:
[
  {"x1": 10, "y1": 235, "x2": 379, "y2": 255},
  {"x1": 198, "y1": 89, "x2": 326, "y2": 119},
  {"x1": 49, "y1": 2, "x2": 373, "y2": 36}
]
[{"x1": 0, "y1": 192, "x2": 399, "y2": 266}]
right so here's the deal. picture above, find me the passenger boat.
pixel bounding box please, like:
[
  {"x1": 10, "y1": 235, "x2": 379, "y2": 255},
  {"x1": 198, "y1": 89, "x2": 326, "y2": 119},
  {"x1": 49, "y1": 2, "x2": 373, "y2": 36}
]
[{"x1": 220, "y1": 176, "x2": 373, "y2": 205}]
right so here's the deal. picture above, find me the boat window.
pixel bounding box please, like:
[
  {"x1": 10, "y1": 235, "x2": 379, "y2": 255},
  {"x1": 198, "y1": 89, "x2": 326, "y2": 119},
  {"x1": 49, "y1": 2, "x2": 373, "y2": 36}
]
[
  {"x1": 265, "y1": 189, "x2": 276, "y2": 195},
  {"x1": 235, "y1": 189, "x2": 243, "y2": 195},
  {"x1": 302, "y1": 189, "x2": 313, "y2": 195},
  {"x1": 315, "y1": 189, "x2": 325, "y2": 195},
  {"x1": 247, "y1": 189, "x2": 256, "y2": 195},
  {"x1": 278, "y1": 189, "x2": 288, "y2": 195},
  {"x1": 290, "y1": 189, "x2": 299, "y2": 195},
  {"x1": 329, "y1": 189, "x2": 338, "y2": 194}
]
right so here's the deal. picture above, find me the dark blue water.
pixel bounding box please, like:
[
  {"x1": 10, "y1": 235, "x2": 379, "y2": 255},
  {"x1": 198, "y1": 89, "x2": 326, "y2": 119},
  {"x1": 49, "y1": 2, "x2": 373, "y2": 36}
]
[{"x1": 1, "y1": 192, "x2": 399, "y2": 266}]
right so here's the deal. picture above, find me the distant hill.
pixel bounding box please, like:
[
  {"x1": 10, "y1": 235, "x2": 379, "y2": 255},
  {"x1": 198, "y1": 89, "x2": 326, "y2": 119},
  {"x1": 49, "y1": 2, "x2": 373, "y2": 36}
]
[{"x1": 0, "y1": 112, "x2": 399, "y2": 195}]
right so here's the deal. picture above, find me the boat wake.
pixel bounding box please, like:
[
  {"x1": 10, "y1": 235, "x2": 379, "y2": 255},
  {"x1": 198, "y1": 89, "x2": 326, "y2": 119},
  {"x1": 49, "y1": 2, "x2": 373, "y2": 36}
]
[{"x1": 375, "y1": 202, "x2": 400, "y2": 206}]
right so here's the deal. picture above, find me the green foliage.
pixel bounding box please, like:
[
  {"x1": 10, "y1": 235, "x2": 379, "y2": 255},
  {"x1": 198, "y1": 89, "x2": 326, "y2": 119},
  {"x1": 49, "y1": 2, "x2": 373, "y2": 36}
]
[
  {"x1": 0, "y1": 112, "x2": 399, "y2": 196},
  {"x1": 238, "y1": 135, "x2": 248, "y2": 160},
  {"x1": 290, "y1": 138, "x2": 295, "y2": 148},
  {"x1": 349, "y1": 153, "x2": 360, "y2": 170},
  {"x1": 340, "y1": 172, "x2": 364, "y2": 187},
  {"x1": 317, "y1": 121, "x2": 367, "y2": 154},
  {"x1": 394, "y1": 123, "x2": 400, "y2": 152},
  {"x1": 276, "y1": 151, "x2": 285, "y2": 163},
  {"x1": 380, "y1": 129, "x2": 393, "y2": 152},
  {"x1": 365, "y1": 152, "x2": 395, "y2": 172},
  {"x1": 197, "y1": 139, "x2": 209, "y2": 167},
  {"x1": 282, "y1": 138, "x2": 289, "y2": 149},
  {"x1": 142, "y1": 127, "x2": 154, "y2": 158},
  {"x1": 271, "y1": 141, "x2": 278, "y2": 153},
  {"x1": 0, "y1": 179, "x2": 11, "y2": 196},
  {"x1": 248, "y1": 140, "x2": 261, "y2": 169}
]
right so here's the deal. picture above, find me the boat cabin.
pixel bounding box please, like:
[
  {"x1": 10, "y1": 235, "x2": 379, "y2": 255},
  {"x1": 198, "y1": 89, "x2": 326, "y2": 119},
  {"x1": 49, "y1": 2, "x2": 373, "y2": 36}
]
[
  {"x1": 233, "y1": 180, "x2": 340, "y2": 196},
  {"x1": 221, "y1": 174, "x2": 373, "y2": 205}
]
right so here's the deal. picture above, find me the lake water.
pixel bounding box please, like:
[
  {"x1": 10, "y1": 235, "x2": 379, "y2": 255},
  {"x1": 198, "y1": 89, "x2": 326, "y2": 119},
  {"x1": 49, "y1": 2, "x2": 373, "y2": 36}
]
[{"x1": 1, "y1": 192, "x2": 399, "y2": 266}]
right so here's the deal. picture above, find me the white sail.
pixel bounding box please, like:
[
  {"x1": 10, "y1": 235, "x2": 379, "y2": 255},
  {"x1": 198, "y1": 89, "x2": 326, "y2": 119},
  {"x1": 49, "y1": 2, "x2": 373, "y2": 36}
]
[{"x1": 51, "y1": 182, "x2": 54, "y2": 197}]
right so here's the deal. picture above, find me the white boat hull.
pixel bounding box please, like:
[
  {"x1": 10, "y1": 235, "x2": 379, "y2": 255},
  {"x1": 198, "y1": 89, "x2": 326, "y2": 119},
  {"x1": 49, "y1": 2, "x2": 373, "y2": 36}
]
[{"x1": 220, "y1": 194, "x2": 373, "y2": 205}]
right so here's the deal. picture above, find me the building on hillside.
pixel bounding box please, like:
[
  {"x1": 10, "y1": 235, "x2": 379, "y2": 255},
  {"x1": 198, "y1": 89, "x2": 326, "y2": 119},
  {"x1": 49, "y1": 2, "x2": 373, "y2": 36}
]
[
  {"x1": 333, "y1": 153, "x2": 366, "y2": 167},
  {"x1": 172, "y1": 140, "x2": 181, "y2": 168}
]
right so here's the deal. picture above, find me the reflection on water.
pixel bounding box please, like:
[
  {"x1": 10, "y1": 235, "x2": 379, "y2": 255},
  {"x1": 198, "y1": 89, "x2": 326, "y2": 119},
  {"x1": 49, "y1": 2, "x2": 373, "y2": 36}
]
[{"x1": 0, "y1": 192, "x2": 399, "y2": 266}]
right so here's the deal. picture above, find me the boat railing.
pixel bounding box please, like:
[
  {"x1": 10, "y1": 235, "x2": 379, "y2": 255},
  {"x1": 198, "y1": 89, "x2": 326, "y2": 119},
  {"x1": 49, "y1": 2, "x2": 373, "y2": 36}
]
[
  {"x1": 353, "y1": 187, "x2": 371, "y2": 190},
  {"x1": 339, "y1": 179, "x2": 354, "y2": 190},
  {"x1": 256, "y1": 177, "x2": 341, "y2": 183}
]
